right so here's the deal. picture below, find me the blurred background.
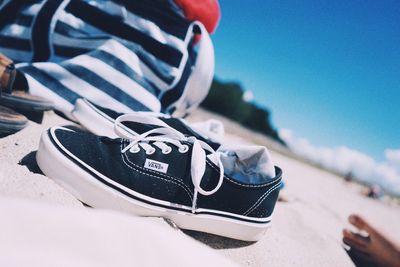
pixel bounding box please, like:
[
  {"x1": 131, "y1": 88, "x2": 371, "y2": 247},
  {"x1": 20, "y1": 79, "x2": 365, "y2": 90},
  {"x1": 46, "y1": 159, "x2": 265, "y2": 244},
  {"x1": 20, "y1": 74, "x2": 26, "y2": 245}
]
[{"x1": 201, "y1": 0, "x2": 400, "y2": 196}]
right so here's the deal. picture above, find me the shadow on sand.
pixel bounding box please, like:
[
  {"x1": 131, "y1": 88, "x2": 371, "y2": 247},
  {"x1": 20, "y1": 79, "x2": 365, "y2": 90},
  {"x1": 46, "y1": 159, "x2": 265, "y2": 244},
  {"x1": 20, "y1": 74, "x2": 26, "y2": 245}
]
[
  {"x1": 183, "y1": 229, "x2": 256, "y2": 249},
  {"x1": 19, "y1": 151, "x2": 43, "y2": 175}
]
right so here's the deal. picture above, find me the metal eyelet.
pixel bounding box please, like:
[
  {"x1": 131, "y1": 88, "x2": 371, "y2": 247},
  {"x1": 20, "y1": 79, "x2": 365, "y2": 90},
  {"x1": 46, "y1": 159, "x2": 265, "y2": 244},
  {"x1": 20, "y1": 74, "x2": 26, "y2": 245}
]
[
  {"x1": 145, "y1": 148, "x2": 156, "y2": 155},
  {"x1": 162, "y1": 146, "x2": 172, "y2": 154},
  {"x1": 129, "y1": 146, "x2": 140, "y2": 153},
  {"x1": 178, "y1": 145, "x2": 189, "y2": 153}
]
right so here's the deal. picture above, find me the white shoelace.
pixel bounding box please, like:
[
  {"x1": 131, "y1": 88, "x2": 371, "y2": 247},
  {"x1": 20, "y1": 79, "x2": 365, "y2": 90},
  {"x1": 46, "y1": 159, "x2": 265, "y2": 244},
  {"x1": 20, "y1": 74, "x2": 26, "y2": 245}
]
[{"x1": 114, "y1": 114, "x2": 225, "y2": 212}]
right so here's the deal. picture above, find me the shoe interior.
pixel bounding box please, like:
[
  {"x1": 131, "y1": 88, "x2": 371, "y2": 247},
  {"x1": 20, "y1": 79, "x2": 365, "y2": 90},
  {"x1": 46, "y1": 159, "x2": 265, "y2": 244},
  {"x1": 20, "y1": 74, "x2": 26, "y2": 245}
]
[{"x1": 209, "y1": 145, "x2": 276, "y2": 185}]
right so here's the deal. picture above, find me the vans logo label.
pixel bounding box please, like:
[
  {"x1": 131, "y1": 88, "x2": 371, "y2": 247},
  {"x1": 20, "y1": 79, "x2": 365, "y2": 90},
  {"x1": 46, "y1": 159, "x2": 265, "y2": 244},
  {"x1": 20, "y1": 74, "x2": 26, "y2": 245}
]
[{"x1": 144, "y1": 159, "x2": 169, "y2": 173}]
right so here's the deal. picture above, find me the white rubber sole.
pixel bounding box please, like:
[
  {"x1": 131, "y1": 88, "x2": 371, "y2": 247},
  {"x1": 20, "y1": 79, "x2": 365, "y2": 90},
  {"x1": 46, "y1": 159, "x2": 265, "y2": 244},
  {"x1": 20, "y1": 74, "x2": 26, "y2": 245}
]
[{"x1": 36, "y1": 128, "x2": 271, "y2": 241}]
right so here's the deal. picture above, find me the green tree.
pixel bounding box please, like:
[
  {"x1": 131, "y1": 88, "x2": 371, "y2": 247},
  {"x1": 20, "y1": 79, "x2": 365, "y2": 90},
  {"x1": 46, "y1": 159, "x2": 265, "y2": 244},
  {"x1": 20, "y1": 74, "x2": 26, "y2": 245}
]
[{"x1": 201, "y1": 78, "x2": 285, "y2": 145}]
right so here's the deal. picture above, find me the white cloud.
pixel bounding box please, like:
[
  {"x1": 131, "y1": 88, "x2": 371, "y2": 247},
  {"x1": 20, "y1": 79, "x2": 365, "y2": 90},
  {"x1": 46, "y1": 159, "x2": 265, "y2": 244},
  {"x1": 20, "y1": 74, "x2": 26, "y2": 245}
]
[
  {"x1": 242, "y1": 90, "x2": 254, "y2": 102},
  {"x1": 279, "y1": 128, "x2": 400, "y2": 196},
  {"x1": 385, "y1": 149, "x2": 400, "y2": 172}
]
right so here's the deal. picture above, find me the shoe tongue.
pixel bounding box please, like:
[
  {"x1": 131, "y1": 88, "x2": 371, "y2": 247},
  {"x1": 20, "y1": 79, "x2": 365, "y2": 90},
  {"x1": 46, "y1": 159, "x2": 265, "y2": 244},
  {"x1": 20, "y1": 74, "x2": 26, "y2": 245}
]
[
  {"x1": 161, "y1": 118, "x2": 221, "y2": 150},
  {"x1": 212, "y1": 145, "x2": 276, "y2": 184},
  {"x1": 85, "y1": 103, "x2": 221, "y2": 150},
  {"x1": 100, "y1": 136, "x2": 122, "y2": 144},
  {"x1": 122, "y1": 121, "x2": 158, "y2": 134}
]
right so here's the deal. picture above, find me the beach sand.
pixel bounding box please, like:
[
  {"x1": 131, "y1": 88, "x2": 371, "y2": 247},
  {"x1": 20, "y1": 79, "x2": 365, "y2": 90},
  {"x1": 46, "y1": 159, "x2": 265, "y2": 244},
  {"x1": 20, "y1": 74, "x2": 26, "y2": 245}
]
[{"x1": 1, "y1": 109, "x2": 399, "y2": 266}]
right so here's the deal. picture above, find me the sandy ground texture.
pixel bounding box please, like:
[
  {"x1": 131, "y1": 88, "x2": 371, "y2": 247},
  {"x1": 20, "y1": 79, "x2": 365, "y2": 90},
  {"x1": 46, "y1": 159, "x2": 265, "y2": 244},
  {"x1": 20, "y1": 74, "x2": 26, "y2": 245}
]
[{"x1": 1, "y1": 109, "x2": 399, "y2": 267}]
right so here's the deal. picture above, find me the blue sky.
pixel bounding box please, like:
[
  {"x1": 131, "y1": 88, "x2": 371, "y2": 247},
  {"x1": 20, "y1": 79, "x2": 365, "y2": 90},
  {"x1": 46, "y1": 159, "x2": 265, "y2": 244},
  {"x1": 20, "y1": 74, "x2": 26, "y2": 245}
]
[{"x1": 212, "y1": 0, "x2": 400, "y2": 161}]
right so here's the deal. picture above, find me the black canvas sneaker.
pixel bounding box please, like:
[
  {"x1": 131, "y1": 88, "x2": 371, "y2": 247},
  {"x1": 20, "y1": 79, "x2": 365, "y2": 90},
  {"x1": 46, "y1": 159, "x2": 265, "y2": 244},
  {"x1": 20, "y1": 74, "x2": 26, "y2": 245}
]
[
  {"x1": 72, "y1": 98, "x2": 223, "y2": 149},
  {"x1": 37, "y1": 115, "x2": 282, "y2": 241}
]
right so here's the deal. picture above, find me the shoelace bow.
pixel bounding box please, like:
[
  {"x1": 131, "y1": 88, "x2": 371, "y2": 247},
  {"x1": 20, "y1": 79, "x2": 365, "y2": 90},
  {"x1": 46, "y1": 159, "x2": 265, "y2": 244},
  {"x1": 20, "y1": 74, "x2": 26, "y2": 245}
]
[{"x1": 114, "y1": 114, "x2": 224, "y2": 212}]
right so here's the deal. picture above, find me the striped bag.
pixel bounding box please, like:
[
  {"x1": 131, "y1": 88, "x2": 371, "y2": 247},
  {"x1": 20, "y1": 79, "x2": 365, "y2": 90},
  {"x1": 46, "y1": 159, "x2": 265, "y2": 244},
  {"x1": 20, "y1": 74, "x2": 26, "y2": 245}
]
[{"x1": 0, "y1": 0, "x2": 214, "y2": 119}]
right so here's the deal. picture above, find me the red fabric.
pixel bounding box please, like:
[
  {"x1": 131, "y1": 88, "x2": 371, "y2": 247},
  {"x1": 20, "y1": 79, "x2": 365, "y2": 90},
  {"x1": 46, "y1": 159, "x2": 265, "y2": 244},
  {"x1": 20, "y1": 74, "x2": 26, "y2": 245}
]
[{"x1": 174, "y1": 0, "x2": 220, "y2": 34}]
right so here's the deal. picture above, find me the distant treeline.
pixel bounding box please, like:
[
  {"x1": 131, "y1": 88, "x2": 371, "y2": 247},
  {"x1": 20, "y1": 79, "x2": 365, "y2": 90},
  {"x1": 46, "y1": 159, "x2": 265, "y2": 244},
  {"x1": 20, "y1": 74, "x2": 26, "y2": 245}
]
[{"x1": 201, "y1": 78, "x2": 285, "y2": 145}]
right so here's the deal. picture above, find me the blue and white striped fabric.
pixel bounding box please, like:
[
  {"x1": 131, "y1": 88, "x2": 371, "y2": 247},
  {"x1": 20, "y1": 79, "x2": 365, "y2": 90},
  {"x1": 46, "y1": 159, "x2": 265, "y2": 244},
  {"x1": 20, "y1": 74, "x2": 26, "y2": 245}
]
[{"x1": 0, "y1": 0, "x2": 214, "y2": 119}]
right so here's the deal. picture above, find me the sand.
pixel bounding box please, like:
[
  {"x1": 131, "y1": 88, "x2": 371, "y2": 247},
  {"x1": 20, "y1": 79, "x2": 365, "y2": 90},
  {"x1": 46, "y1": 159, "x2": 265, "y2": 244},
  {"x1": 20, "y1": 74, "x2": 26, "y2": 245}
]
[{"x1": 1, "y1": 109, "x2": 399, "y2": 266}]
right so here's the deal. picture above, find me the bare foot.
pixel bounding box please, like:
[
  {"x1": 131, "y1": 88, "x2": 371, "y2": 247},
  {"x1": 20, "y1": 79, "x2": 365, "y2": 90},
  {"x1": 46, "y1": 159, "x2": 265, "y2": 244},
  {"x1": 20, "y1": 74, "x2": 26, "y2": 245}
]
[{"x1": 343, "y1": 214, "x2": 400, "y2": 267}]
